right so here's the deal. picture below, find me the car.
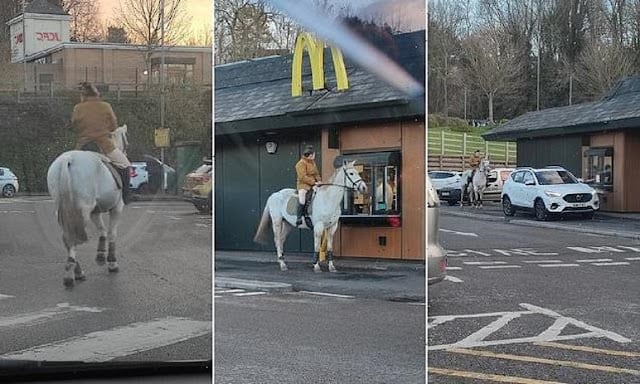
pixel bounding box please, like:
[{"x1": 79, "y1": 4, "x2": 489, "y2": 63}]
[
  {"x1": 0, "y1": 167, "x2": 19, "y2": 197},
  {"x1": 501, "y1": 166, "x2": 600, "y2": 221},
  {"x1": 436, "y1": 179, "x2": 463, "y2": 206},
  {"x1": 428, "y1": 170, "x2": 462, "y2": 191},
  {"x1": 427, "y1": 177, "x2": 447, "y2": 285},
  {"x1": 129, "y1": 162, "x2": 150, "y2": 193},
  {"x1": 483, "y1": 167, "x2": 515, "y2": 201},
  {"x1": 182, "y1": 159, "x2": 212, "y2": 213}
]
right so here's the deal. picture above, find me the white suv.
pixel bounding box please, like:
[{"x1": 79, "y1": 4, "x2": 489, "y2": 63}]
[{"x1": 501, "y1": 166, "x2": 599, "y2": 220}]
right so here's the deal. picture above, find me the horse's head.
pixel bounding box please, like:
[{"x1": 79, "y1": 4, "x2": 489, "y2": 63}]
[
  {"x1": 480, "y1": 159, "x2": 491, "y2": 172},
  {"x1": 113, "y1": 124, "x2": 129, "y2": 154},
  {"x1": 341, "y1": 160, "x2": 367, "y2": 194}
]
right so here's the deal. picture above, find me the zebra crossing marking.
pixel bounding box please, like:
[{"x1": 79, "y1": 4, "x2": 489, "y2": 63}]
[{"x1": 0, "y1": 303, "x2": 104, "y2": 329}]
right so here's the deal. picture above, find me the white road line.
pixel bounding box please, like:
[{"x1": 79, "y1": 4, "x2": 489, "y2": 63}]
[
  {"x1": 592, "y1": 262, "x2": 630, "y2": 266},
  {"x1": 575, "y1": 259, "x2": 613, "y2": 263},
  {"x1": 539, "y1": 264, "x2": 580, "y2": 268},
  {"x1": 165, "y1": 216, "x2": 182, "y2": 221},
  {"x1": 444, "y1": 275, "x2": 463, "y2": 283},
  {"x1": 624, "y1": 257, "x2": 640, "y2": 261},
  {"x1": 214, "y1": 289, "x2": 245, "y2": 294},
  {"x1": 299, "y1": 291, "x2": 355, "y2": 299},
  {"x1": 440, "y1": 229, "x2": 478, "y2": 237},
  {"x1": 0, "y1": 303, "x2": 104, "y2": 328},
  {"x1": 618, "y1": 246, "x2": 640, "y2": 252},
  {"x1": 463, "y1": 261, "x2": 507, "y2": 265},
  {"x1": 478, "y1": 265, "x2": 521, "y2": 269},
  {"x1": 0, "y1": 294, "x2": 14, "y2": 300},
  {"x1": 446, "y1": 266, "x2": 462, "y2": 270},
  {"x1": 0, "y1": 317, "x2": 212, "y2": 362},
  {"x1": 233, "y1": 292, "x2": 267, "y2": 297},
  {"x1": 522, "y1": 260, "x2": 563, "y2": 264}
]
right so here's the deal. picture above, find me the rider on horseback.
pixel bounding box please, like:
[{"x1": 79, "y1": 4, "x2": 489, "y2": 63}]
[
  {"x1": 295, "y1": 145, "x2": 321, "y2": 226},
  {"x1": 468, "y1": 149, "x2": 482, "y2": 184},
  {"x1": 72, "y1": 82, "x2": 132, "y2": 204}
]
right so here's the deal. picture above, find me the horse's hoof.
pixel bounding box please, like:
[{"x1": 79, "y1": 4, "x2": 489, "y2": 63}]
[
  {"x1": 63, "y1": 277, "x2": 74, "y2": 287},
  {"x1": 75, "y1": 273, "x2": 86, "y2": 281},
  {"x1": 329, "y1": 265, "x2": 337, "y2": 273},
  {"x1": 96, "y1": 255, "x2": 106, "y2": 266},
  {"x1": 313, "y1": 264, "x2": 322, "y2": 273},
  {"x1": 108, "y1": 263, "x2": 119, "y2": 273},
  {"x1": 280, "y1": 264, "x2": 288, "y2": 271}
]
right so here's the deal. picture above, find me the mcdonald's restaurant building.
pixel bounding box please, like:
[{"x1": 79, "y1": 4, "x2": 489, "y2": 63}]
[{"x1": 214, "y1": 30, "x2": 425, "y2": 260}]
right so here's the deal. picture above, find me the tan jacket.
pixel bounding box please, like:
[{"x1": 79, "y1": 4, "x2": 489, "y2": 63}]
[
  {"x1": 72, "y1": 97, "x2": 118, "y2": 154},
  {"x1": 295, "y1": 157, "x2": 321, "y2": 190}
]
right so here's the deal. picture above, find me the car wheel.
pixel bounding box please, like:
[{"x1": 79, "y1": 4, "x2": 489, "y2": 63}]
[
  {"x1": 534, "y1": 199, "x2": 549, "y2": 221},
  {"x1": 448, "y1": 200, "x2": 457, "y2": 206},
  {"x1": 502, "y1": 196, "x2": 516, "y2": 216},
  {"x1": 2, "y1": 184, "x2": 16, "y2": 198},
  {"x1": 582, "y1": 211, "x2": 595, "y2": 220}
]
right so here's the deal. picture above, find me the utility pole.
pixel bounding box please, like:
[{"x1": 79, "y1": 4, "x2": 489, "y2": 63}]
[
  {"x1": 160, "y1": 0, "x2": 166, "y2": 192},
  {"x1": 22, "y1": 0, "x2": 27, "y2": 92},
  {"x1": 536, "y1": 0, "x2": 541, "y2": 111}
]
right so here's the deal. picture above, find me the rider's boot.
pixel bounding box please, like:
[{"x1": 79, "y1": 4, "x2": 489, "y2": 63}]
[
  {"x1": 117, "y1": 167, "x2": 132, "y2": 205},
  {"x1": 295, "y1": 203, "x2": 304, "y2": 226}
]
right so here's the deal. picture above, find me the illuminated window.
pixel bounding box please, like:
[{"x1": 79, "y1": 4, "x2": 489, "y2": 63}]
[
  {"x1": 340, "y1": 151, "x2": 401, "y2": 221},
  {"x1": 584, "y1": 147, "x2": 613, "y2": 191}
]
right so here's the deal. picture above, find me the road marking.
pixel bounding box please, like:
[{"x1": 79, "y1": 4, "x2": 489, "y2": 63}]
[
  {"x1": 215, "y1": 289, "x2": 245, "y2": 294},
  {"x1": 522, "y1": 260, "x2": 563, "y2": 263},
  {"x1": 624, "y1": 257, "x2": 640, "y2": 261},
  {"x1": 535, "y1": 342, "x2": 640, "y2": 357},
  {"x1": 440, "y1": 228, "x2": 478, "y2": 237},
  {"x1": 448, "y1": 348, "x2": 640, "y2": 376},
  {"x1": 428, "y1": 367, "x2": 566, "y2": 384},
  {"x1": 592, "y1": 262, "x2": 630, "y2": 266},
  {"x1": 0, "y1": 316, "x2": 212, "y2": 362},
  {"x1": 0, "y1": 294, "x2": 14, "y2": 300},
  {"x1": 0, "y1": 210, "x2": 36, "y2": 214},
  {"x1": 165, "y1": 216, "x2": 182, "y2": 221},
  {"x1": 429, "y1": 303, "x2": 631, "y2": 350},
  {"x1": 0, "y1": 303, "x2": 104, "y2": 328},
  {"x1": 568, "y1": 246, "x2": 626, "y2": 253},
  {"x1": 446, "y1": 266, "x2": 462, "y2": 270},
  {"x1": 444, "y1": 275, "x2": 463, "y2": 283},
  {"x1": 538, "y1": 264, "x2": 579, "y2": 268},
  {"x1": 576, "y1": 259, "x2": 613, "y2": 263},
  {"x1": 463, "y1": 261, "x2": 507, "y2": 265},
  {"x1": 478, "y1": 265, "x2": 521, "y2": 269},
  {"x1": 233, "y1": 292, "x2": 267, "y2": 297},
  {"x1": 299, "y1": 291, "x2": 355, "y2": 299},
  {"x1": 617, "y1": 246, "x2": 640, "y2": 252}
]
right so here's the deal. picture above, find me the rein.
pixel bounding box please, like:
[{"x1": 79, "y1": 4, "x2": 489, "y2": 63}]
[{"x1": 317, "y1": 167, "x2": 363, "y2": 191}]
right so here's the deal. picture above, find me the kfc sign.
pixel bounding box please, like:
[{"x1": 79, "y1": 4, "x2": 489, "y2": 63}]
[{"x1": 36, "y1": 32, "x2": 61, "y2": 42}]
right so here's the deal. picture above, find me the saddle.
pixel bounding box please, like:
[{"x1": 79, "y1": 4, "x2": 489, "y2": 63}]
[
  {"x1": 287, "y1": 188, "x2": 315, "y2": 228},
  {"x1": 79, "y1": 142, "x2": 123, "y2": 189}
]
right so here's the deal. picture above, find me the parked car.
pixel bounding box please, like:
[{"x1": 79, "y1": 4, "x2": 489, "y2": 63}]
[
  {"x1": 427, "y1": 178, "x2": 447, "y2": 285},
  {"x1": 428, "y1": 170, "x2": 462, "y2": 191},
  {"x1": 436, "y1": 179, "x2": 463, "y2": 206},
  {"x1": 484, "y1": 167, "x2": 515, "y2": 201},
  {"x1": 0, "y1": 167, "x2": 19, "y2": 197},
  {"x1": 129, "y1": 162, "x2": 150, "y2": 193},
  {"x1": 182, "y1": 159, "x2": 212, "y2": 213},
  {"x1": 501, "y1": 166, "x2": 599, "y2": 221}
]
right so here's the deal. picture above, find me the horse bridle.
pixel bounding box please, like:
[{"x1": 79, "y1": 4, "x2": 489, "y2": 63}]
[{"x1": 318, "y1": 167, "x2": 365, "y2": 191}]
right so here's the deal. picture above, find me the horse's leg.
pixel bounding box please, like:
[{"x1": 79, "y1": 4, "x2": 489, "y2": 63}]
[
  {"x1": 272, "y1": 217, "x2": 287, "y2": 271},
  {"x1": 91, "y1": 211, "x2": 107, "y2": 266},
  {"x1": 312, "y1": 226, "x2": 323, "y2": 273},
  {"x1": 106, "y1": 204, "x2": 123, "y2": 273},
  {"x1": 63, "y1": 238, "x2": 77, "y2": 287},
  {"x1": 326, "y1": 224, "x2": 339, "y2": 273}
]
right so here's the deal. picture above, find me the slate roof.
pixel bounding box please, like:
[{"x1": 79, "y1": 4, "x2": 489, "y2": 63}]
[
  {"x1": 483, "y1": 76, "x2": 640, "y2": 141},
  {"x1": 25, "y1": 0, "x2": 68, "y2": 15},
  {"x1": 215, "y1": 30, "x2": 425, "y2": 135}
]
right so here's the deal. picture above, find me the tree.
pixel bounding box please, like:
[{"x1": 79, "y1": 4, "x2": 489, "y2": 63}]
[
  {"x1": 575, "y1": 40, "x2": 634, "y2": 99},
  {"x1": 185, "y1": 22, "x2": 212, "y2": 47},
  {"x1": 61, "y1": 0, "x2": 104, "y2": 42},
  {"x1": 214, "y1": 0, "x2": 272, "y2": 63},
  {"x1": 107, "y1": 26, "x2": 129, "y2": 44}
]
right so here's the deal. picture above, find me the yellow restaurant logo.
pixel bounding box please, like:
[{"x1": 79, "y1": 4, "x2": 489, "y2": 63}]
[{"x1": 291, "y1": 32, "x2": 349, "y2": 97}]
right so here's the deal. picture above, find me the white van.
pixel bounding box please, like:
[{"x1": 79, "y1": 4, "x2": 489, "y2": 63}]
[{"x1": 484, "y1": 167, "x2": 515, "y2": 201}]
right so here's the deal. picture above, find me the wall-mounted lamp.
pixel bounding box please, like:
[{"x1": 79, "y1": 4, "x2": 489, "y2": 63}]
[
  {"x1": 143, "y1": 70, "x2": 149, "y2": 76},
  {"x1": 265, "y1": 141, "x2": 278, "y2": 154}
]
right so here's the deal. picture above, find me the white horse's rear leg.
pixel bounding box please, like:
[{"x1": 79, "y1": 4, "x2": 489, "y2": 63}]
[
  {"x1": 312, "y1": 227, "x2": 323, "y2": 273},
  {"x1": 106, "y1": 203, "x2": 123, "y2": 273},
  {"x1": 91, "y1": 212, "x2": 107, "y2": 266},
  {"x1": 326, "y1": 224, "x2": 339, "y2": 273},
  {"x1": 272, "y1": 218, "x2": 288, "y2": 271},
  {"x1": 63, "y1": 243, "x2": 85, "y2": 286}
]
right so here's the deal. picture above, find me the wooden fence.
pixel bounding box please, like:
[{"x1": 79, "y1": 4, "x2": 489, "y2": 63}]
[
  {"x1": 428, "y1": 128, "x2": 517, "y2": 163},
  {"x1": 428, "y1": 155, "x2": 517, "y2": 171}
]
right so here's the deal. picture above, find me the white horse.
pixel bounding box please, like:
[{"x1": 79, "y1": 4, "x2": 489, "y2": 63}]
[
  {"x1": 253, "y1": 160, "x2": 367, "y2": 273},
  {"x1": 469, "y1": 159, "x2": 490, "y2": 208},
  {"x1": 47, "y1": 126, "x2": 129, "y2": 287}
]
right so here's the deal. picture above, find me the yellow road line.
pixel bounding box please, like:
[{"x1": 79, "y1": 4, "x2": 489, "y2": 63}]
[
  {"x1": 429, "y1": 367, "x2": 566, "y2": 384},
  {"x1": 448, "y1": 348, "x2": 640, "y2": 376},
  {"x1": 535, "y1": 342, "x2": 640, "y2": 357}
]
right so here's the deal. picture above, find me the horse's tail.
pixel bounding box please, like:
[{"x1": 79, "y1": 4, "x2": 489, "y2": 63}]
[
  {"x1": 56, "y1": 154, "x2": 88, "y2": 246},
  {"x1": 253, "y1": 203, "x2": 272, "y2": 245}
]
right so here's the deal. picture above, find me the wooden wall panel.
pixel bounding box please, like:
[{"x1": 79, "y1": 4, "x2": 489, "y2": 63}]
[
  {"x1": 623, "y1": 131, "x2": 640, "y2": 212},
  {"x1": 340, "y1": 227, "x2": 402, "y2": 259},
  {"x1": 340, "y1": 122, "x2": 402, "y2": 151},
  {"x1": 401, "y1": 120, "x2": 425, "y2": 260}
]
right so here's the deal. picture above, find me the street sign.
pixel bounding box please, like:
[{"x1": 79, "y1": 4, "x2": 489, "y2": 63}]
[{"x1": 155, "y1": 128, "x2": 170, "y2": 148}]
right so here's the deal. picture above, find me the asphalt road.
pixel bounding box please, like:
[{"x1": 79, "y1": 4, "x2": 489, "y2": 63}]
[
  {"x1": 0, "y1": 197, "x2": 212, "y2": 365},
  {"x1": 429, "y1": 213, "x2": 640, "y2": 383}
]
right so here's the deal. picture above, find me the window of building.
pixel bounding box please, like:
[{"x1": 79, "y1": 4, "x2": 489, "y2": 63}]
[
  {"x1": 340, "y1": 151, "x2": 400, "y2": 225},
  {"x1": 584, "y1": 147, "x2": 613, "y2": 191},
  {"x1": 151, "y1": 58, "x2": 196, "y2": 86}
]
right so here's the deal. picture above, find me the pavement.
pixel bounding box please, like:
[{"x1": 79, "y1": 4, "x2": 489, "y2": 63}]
[
  {"x1": 16, "y1": 192, "x2": 185, "y2": 202},
  {"x1": 441, "y1": 201, "x2": 640, "y2": 240}
]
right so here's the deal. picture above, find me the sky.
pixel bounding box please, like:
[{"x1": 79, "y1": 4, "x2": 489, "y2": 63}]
[{"x1": 98, "y1": 0, "x2": 212, "y2": 35}]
